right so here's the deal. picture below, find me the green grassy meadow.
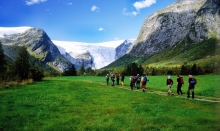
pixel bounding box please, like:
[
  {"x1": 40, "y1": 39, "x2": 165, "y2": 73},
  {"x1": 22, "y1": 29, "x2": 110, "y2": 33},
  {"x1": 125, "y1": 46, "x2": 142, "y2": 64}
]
[{"x1": 0, "y1": 76, "x2": 220, "y2": 131}]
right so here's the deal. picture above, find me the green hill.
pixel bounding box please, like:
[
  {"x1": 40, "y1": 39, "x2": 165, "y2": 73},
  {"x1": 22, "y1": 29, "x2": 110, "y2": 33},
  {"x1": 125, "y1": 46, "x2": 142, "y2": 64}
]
[{"x1": 103, "y1": 38, "x2": 220, "y2": 72}]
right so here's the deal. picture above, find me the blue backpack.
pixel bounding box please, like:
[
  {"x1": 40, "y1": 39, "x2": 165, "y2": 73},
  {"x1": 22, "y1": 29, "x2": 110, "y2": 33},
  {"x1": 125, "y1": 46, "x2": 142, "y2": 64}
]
[{"x1": 190, "y1": 78, "x2": 197, "y2": 85}]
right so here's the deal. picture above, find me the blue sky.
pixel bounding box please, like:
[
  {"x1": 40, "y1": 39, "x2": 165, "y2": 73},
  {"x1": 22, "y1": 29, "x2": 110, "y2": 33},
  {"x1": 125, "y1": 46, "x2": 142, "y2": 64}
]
[{"x1": 0, "y1": 0, "x2": 176, "y2": 43}]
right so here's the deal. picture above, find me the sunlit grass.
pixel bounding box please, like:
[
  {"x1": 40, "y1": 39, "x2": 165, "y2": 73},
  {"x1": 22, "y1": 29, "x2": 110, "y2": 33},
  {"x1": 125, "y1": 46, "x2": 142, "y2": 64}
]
[{"x1": 0, "y1": 76, "x2": 220, "y2": 130}]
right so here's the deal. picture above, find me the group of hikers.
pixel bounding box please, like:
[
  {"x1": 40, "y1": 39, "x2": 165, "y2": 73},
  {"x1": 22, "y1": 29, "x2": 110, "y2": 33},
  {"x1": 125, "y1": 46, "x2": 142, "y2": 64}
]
[
  {"x1": 106, "y1": 73, "x2": 197, "y2": 99},
  {"x1": 167, "y1": 74, "x2": 197, "y2": 98},
  {"x1": 105, "y1": 73, "x2": 149, "y2": 92}
]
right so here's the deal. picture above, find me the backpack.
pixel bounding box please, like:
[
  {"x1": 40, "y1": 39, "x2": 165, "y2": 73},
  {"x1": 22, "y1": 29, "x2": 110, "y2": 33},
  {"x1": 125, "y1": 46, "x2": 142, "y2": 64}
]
[
  {"x1": 190, "y1": 78, "x2": 197, "y2": 85},
  {"x1": 180, "y1": 77, "x2": 184, "y2": 84},
  {"x1": 137, "y1": 77, "x2": 141, "y2": 82},
  {"x1": 143, "y1": 76, "x2": 147, "y2": 81}
]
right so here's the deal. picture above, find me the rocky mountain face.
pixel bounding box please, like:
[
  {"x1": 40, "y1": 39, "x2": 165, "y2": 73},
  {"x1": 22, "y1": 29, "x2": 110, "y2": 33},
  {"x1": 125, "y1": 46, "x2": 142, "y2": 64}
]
[
  {"x1": 115, "y1": 39, "x2": 135, "y2": 60},
  {"x1": 62, "y1": 51, "x2": 95, "y2": 70},
  {"x1": 129, "y1": 0, "x2": 211, "y2": 56},
  {"x1": 0, "y1": 28, "x2": 72, "y2": 72},
  {"x1": 189, "y1": 0, "x2": 220, "y2": 42}
]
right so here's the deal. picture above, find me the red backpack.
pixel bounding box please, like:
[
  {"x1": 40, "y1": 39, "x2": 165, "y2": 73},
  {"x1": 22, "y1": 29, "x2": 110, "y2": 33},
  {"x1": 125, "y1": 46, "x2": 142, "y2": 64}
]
[{"x1": 180, "y1": 77, "x2": 184, "y2": 84}]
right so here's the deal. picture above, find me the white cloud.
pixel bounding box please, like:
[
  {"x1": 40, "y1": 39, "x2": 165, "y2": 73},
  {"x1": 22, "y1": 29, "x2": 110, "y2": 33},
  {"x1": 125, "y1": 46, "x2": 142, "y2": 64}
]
[
  {"x1": 122, "y1": 8, "x2": 138, "y2": 17},
  {"x1": 133, "y1": 0, "x2": 156, "y2": 11},
  {"x1": 67, "y1": 2, "x2": 72, "y2": 5},
  {"x1": 91, "y1": 5, "x2": 100, "y2": 12},
  {"x1": 98, "y1": 28, "x2": 104, "y2": 31},
  {"x1": 26, "y1": 0, "x2": 47, "y2": 5}
]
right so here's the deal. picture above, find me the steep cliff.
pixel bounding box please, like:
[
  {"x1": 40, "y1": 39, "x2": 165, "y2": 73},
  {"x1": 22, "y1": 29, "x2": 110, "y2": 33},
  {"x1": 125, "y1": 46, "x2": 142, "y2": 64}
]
[
  {"x1": 115, "y1": 39, "x2": 135, "y2": 60},
  {"x1": 130, "y1": 0, "x2": 207, "y2": 56},
  {"x1": 189, "y1": 0, "x2": 220, "y2": 42}
]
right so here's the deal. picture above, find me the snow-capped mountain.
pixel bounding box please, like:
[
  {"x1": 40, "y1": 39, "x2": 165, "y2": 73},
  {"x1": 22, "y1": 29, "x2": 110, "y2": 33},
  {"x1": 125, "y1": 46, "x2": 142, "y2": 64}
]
[
  {"x1": 0, "y1": 27, "x2": 72, "y2": 72},
  {"x1": 0, "y1": 27, "x2": 135, "y2": 70},
  {"x1": 115, "y1": 39, "x2": 135, "y2": 60},
  {"x1": 52, "y1": 40, "x2": 127, "y2": 69}
]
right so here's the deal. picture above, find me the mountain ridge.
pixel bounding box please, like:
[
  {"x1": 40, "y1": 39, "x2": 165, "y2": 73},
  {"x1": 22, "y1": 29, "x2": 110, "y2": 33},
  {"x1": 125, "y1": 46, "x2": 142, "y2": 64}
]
[{"x1": 103, "y1": 0, "x2": 220, "y2": 70}]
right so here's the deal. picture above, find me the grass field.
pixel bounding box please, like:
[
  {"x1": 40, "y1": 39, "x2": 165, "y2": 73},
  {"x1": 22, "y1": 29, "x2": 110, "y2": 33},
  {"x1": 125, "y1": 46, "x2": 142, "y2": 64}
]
[{"x1": 0, "y1": 75, "x2": 220, "y2": 131}]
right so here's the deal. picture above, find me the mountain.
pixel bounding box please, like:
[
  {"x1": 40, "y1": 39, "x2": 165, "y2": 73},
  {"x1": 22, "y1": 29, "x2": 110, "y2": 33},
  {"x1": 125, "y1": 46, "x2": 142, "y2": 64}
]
[
  {"x1": 189, "y1": 0, "x2": 220, "y2": 42},
  {"x1": 53, "y1": 40, "x2": 135, "y2": 70},
  {"x1": 0, "y1": 27, "x2": 135, "y2": 71},
  {"x1": 104, "y1": 0, "x2": 220, "y2": 69},
  {"x1": 115, "y1": 39, "x2": 135, "y2": 60},
  {"x1": 0, "y1": 27, "x2": 72, "y2": 72},
  {"x1": 129, "y1": 0, "x2": 207, "y2": 56}
]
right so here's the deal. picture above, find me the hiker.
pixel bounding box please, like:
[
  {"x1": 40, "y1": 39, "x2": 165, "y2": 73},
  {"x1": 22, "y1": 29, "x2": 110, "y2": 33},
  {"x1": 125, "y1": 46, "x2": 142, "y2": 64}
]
[
  {"x1": 166, "y1": 76, "x2": 173, "y2": 95},
  {"x1": 177, "y1": 75, "x2": 183, "y2": 95},
  {"x1": 130, "y1": 76, "x2": 135, "y2": 90},
  {"x1": 136, "y1": 74, "x2": 141, "y2": 89},
  {"x1": 121, "y1": 74, "x2": 125, "y2": 86},
  {"x1": 141, "y1": 74, "x2": 148, "y2": 92},
  {"x1": 187, "y1": 75, "x2": 197, "y2": 99},
  {"x1": 106, "y1": 74, "x2": 109, "y2": 85},
  {"x1": 116, "y1": 73, "x2": 120, "y2": 85},
  {"x1": 133, "y1": 75, "x2": 137, "y2": 89},
  {"x1": 111, "y1": 74, "x2": 115, "y2": 86}
]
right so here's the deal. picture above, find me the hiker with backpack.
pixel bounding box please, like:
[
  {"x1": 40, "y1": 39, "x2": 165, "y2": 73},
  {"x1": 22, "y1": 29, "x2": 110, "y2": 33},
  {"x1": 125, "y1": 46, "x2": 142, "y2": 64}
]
[
  {"x1": 141, "y1": 74, "x2": 148, "y2": 92},
  {"x1": 187, "y1": 75, "x2": 197, "y2": 99},
  {"x1": 111, "y1": 74, "x2": 115, "y2": 86},
  {"x1": 116, "y1": 73, "x2": 120, "y2": 85},
  {"x1": 136, "y1": 74, "x2": 141, "y2": 89},
  {"x1": 166, "y1": 76, "x2": 173, "y2": 95},
  {"x1": 130, "y1": 76, "x2": 135, "y2": 90},
  {"x1": 121, "y1": 74, "x2": 125, "y2": 86},
  {"x1": 106, "y1": 74, "x2": 109, "y2": 85},
  {"x1": 177, "y1": 75, "x2": 184, "y2": 95}
]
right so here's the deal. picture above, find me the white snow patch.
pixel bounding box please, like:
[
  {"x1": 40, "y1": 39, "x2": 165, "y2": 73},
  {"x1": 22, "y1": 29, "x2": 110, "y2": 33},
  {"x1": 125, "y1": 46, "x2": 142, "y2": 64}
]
[{"x1": 0, "y1": 27, "x2": 32, "y2": 37}]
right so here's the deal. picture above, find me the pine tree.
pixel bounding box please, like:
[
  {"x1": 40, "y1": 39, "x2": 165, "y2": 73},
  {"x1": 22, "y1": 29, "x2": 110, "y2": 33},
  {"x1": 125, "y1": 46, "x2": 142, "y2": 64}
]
[
  {"x1": 63, "y1": 64, "x2": 77, "y2": 76},
  {"x1": 14, "y1": 46, "x2": 30, "y2": 81},
  {"x1": 79, "y1": 63, "x2": 85, "y2": 75}
]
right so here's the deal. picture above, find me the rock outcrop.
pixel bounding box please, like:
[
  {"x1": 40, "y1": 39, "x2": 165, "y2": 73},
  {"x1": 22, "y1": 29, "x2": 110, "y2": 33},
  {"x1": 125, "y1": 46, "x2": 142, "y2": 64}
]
[
  {"x1": 129, "y1": 0, "x2": 208, "y2": 56},
  {"x1": 115, "y1": 39, "x2": 135, "y2": 60}
]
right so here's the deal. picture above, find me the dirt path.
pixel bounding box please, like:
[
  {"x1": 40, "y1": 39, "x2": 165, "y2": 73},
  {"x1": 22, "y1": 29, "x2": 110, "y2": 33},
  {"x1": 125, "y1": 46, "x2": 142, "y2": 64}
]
[
  {"x1": 88, "y1": 80, "x2": 220, "y2": 103},
  {"x1": 117, "y1": 85, "x2": 220, "y2": 103}
]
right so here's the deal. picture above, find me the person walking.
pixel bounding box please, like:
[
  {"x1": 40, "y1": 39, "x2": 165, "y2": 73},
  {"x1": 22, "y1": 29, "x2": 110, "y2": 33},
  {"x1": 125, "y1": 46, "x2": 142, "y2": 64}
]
[
  {"x1": 106, "y1": 74, "x2": 109, "y2": 85},
  {"x1": 111, "y1": 74, "x2": 115, "y2": 86},
  {"x1": 130, "y1": 76, "x2": 135, "y2": 90},
  {"x1": 187, "y1": 75, "x2": 197, "y2": 99},
  {"x1": 121, "y1": 74, "x2": 125, "y2": 86},
  {"x1": 177, "y1": 75, "x2": 183, "y2": 95},
  {"x1": 116, "y1": 73, "x2": 120, "y2": 85},
  {"x1": 136, "y1": 74, "x2": 141, "y2": 89},
  {"x1": 167, "y1": 76, "x2": 173, "y2": 95},
  {"x1": 141, "y1": 74, "x2": 148, "y2": 92}
]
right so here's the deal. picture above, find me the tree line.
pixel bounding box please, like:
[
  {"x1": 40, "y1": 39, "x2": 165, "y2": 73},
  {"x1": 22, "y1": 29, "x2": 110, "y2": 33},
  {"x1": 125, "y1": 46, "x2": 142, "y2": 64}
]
[
  {"x1": 97, "y1": 62, "x2": 220, "y2": 76},
  {"x1": 0, "y1": 42, "x2": 44, "y2": 83}
]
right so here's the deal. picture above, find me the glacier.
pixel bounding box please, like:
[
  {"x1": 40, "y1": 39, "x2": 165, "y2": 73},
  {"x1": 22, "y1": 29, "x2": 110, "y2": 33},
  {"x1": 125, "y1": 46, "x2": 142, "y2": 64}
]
[{"x1": 52, "y1": 40, "x2": 125, "y2": 69}]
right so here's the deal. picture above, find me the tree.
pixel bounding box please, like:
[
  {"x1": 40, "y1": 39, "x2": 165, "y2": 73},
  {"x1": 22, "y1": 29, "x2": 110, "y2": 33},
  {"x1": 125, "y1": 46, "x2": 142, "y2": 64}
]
[
  {"x1": 85, "y1": 67, "x2": 95, "y2": 76},
  {"x1": 14, "y1": 46, "x2": 30, "y2": 81},
  {"x1": 30, "y1": 67, "x2": 44, "y2": 81},
  {"x1": 63, "y1": 64, "x2": 77, "y2": 76},
  {"x1": 191, "y1": 64, "x2": 198, "y2": 75},
  {"x1": 79, "y1": 63, "x2": 85, "y2": 75},
  {"x1": 0, "y1": 42, "x2": 7, "y2": 81}
]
